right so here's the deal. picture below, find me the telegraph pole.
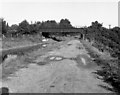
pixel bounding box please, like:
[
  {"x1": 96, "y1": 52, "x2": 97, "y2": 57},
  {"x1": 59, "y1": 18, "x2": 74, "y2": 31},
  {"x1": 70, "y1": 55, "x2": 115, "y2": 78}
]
[{"x1": 109, "y1": 24, "x2": 111, "y2": 29}]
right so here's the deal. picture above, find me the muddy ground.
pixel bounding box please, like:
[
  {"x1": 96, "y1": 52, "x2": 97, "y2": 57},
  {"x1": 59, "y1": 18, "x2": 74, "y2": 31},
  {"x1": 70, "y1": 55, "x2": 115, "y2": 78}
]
[{"x1": 0, "y1": 38, "x2": 113, "y2": 93}]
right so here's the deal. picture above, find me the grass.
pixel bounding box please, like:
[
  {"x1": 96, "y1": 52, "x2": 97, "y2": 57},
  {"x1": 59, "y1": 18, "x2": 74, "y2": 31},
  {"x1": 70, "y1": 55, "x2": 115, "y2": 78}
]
[
  {"x1": 2, "y1": 35, "x2": 42, "y2": 49},
  {"x1": 81, "y1": 40, "x2": 120, "y2": 94},
  {"x1": 1, "y1": 55, "x2": 30, "y2": 80},
  {"x1": 1, "y1": 37, "x2": 58, "y2": 80},
  {"x1": 1, "y1": 43, "x2": 42, "y2": 80}
]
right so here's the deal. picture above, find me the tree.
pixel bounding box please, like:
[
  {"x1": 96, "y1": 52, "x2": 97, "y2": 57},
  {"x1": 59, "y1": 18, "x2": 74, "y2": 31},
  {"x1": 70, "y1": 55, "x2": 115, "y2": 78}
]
[
  {"x1": 29, "y1": 24, "x2": 39, "y2": 34},
  {"x1": 112, "y1": 27, "x2": 120, "y2": 39},
  {"x1": 0, "y1": 18, "x2": 2, "y2": 36},
  {"x1": 17, "y1": 20, "x2": 30, "y2": 35},
  {"x1": 7, "y1": 24, "x2": 18, "y2": 37},
  {"x1": 0, "y1": 18, "x2": 9, "y2": 36},
  {"x1": 40, "y1": 20, "x2": 58, "y2": 29},
  {"x1": 91, "y1": 21, "x2": 102, "y2": 29},
  {"x1": 59, "y1": 19, "x2": 72, "y2": 29},
  {"x1": 10, "y1": 24, "x2": 18, "y2": 31}
]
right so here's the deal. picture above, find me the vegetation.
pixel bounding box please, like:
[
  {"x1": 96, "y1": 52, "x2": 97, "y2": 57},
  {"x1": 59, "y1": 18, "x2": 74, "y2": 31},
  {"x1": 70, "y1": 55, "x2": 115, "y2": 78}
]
[
  {"x1": 82, "y1": 21, "x2": 120, "y2": 94},
  {"x1": 0, "y1": 18, "x2": 74, "y2": 38},
  {"x1": 1, "y1": 18, "x2": 120, "y2": 93},
  {"x1": 0, "y1": 18, "x2": 9, "y2": 37}
]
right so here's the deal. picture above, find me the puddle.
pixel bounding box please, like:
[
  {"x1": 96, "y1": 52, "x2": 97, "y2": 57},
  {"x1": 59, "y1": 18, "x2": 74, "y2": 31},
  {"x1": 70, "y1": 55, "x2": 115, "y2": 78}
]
[
  {"x1": 37, "y1": 62, "x2": 48, "y2": 66},
  {"x1": 81, "y1": 58, "x2": 86, "y2": 65},
  {"x1": 55, "y1": 57, "x2": 63, "y2": 60},
  {"x1": 42, "y1": 44, "x2": 47, "y2": 47},
  {"x1": 50, "y1": 57, "x2": 55, "y2": 60},
  {"x1": 48, "y1": 56, "x2": 64, "y2": 61},
  {"x1": 74, "y1": 54, "x2": 98, "y2": 69},
  {"x1": 42, "y1": 39, "x2": 48, "y2": 42},
  {"x1": 34, "y1": 56, "x2": 64, "y2": 66}
]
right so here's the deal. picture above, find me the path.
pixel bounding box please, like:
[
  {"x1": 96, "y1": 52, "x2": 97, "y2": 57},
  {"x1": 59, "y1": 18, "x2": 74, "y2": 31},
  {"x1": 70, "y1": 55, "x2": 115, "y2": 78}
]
[{"x1": 1, "y1": 39, "x2": 112, "y2": 93}]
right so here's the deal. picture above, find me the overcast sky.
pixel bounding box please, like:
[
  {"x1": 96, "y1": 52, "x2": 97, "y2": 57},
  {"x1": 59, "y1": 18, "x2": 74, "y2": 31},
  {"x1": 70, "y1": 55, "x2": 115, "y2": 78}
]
[{"x1": 0, "y1": 0, "x2": 119, "y2": 28}]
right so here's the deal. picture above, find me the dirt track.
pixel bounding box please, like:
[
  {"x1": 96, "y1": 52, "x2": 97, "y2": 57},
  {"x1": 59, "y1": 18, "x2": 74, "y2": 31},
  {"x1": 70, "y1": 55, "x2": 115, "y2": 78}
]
[{"x1": 1, "y1": 39, "x2": 112, "y2": 93}]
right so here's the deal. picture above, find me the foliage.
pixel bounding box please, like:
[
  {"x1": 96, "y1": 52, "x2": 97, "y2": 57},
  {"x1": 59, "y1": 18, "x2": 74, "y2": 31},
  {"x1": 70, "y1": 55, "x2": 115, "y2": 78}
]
[
  {"x1": 40, "y1": 20, "x2": 58, "y2": 29},
  {"x1": 59, "y1": 19, "x2": 72, "y2": 29},
  {"x1": 0, "y1": 18, "x2": 9, "y2": 36},
  {"x1": 29, "y1": 23, "x2": 40, "y2": 34},
  {"x1": 7, "y1": 24, "x2": 18, "y2": 37},
  {"x1": 83, "y1": 21, "x2": 120, "y2": 94},
  {"x1": 1, "y1": 18, "x2": 120, "y2": 93},
  {"x1": 0, "y1": 18, "x2": 74, "y2": 37},
  {"x1": 17, "y1": 20, "x2": 30, "y2": 35}
]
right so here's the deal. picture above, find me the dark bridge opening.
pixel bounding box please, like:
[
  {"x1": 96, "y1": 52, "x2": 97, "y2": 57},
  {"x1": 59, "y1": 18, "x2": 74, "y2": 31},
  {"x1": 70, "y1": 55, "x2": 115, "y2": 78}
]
[
  {"x1": 42, "y1": 32, "x2": 62, "y2": 42},
  {"x1": 42, "y1": 32, "x2": 50, "y2": 38}
]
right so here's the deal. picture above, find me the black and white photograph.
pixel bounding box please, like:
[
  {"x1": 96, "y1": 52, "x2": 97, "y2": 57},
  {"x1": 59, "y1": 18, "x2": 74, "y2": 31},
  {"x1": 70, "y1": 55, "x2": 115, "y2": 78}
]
[{"x1": 0, "y1": 0, "x2": 120, "y2": 94}]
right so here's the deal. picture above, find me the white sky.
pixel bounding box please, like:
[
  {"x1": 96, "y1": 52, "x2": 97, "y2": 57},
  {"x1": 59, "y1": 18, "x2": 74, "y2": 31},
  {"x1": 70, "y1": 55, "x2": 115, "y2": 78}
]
[{"x1": 0, "y1": 0, "x2": 119, "y2": 28}]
